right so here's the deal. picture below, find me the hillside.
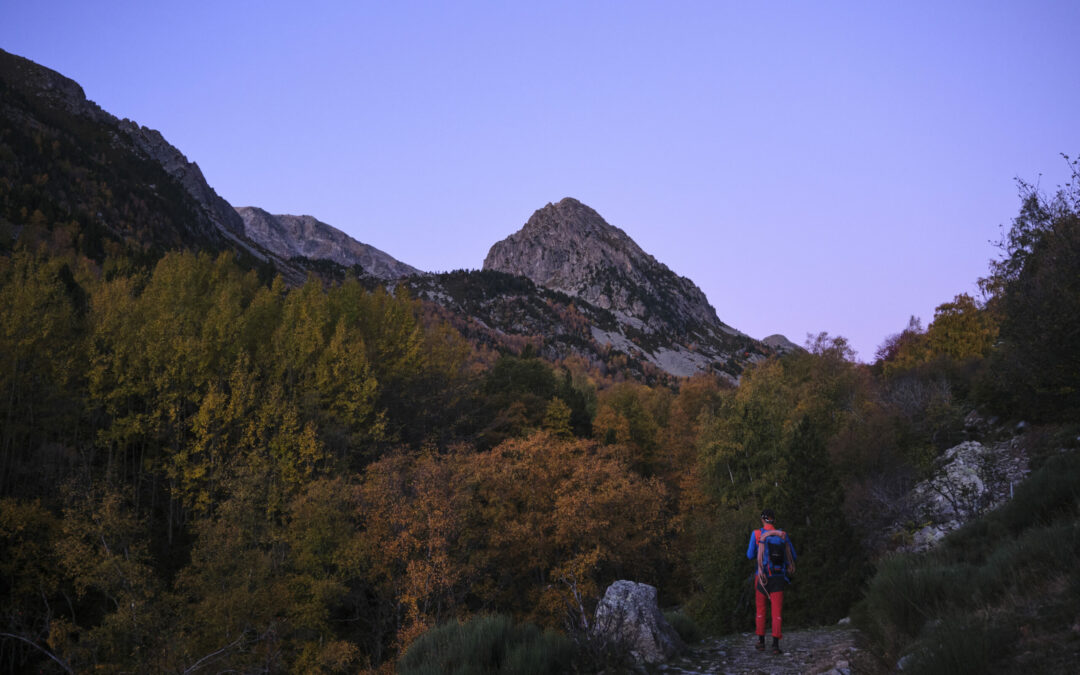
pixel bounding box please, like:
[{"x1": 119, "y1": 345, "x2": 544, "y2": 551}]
[{"x1": 0, "y1": 48, "x2": 407, "y2": 287}]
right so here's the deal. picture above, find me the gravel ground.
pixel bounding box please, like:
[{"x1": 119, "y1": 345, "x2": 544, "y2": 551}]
[{"x1": 647, "y1": 626, "x2": 888, "y2": 675}]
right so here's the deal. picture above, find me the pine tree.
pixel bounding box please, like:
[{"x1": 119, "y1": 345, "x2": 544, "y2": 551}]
[{"x1": 778, "y1": 417, "x2": 867, "y2": 624}]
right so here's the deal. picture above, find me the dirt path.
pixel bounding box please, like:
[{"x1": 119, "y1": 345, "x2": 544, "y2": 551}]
[{"x1": 649, "y1": 625, "x2": 888, "y2": 675}]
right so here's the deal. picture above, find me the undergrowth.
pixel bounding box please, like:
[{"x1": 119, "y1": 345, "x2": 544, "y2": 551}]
[
  {"x1": 397, "y1": 614, "x2": 574, "y2": 675},
  {"x1": 853, "y1": 448, "x2": 1080, "y2": 673}
]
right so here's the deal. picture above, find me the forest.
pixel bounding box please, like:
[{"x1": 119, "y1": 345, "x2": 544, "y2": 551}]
[{"x1": 1, "y1": 155, "x2": 1078, "y2": 673}]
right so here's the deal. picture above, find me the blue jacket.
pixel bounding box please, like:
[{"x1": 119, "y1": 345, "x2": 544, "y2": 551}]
[{"x1": 746, "y1": 523, "x2": 797, "y2": 573}]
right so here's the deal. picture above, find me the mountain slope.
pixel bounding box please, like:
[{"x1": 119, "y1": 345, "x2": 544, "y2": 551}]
[
  {"x1": 1, "y1": 49, "x2": 405, "y2": 287},
  {"x1": 0, "y1": 48, "x2": 266, "y2": 260},
  {"x1": 237, "y1": 207, "x2": 421, "y2": 279}
]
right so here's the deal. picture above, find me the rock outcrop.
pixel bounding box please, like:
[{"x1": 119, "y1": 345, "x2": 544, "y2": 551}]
[
  {"x1": 592, "y1": 580, "x2": 684, "y2": 666},
  {"x1": 120, "y1": 121, "x2": 248, "y2": 241},
  {"x1": 762, "y1": 334, "x2": 802, "y2": 354},
  {"x1": 237, "y1": 207, "x2": 422, "y2": 279},
  {"x1": 904, "y1": 439, "x2": 1030, "y2": 551}
]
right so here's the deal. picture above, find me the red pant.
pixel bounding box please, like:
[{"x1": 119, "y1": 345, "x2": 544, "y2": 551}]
[{"x1": 755, "y1": 579, "x2": 783, "y2": 639}]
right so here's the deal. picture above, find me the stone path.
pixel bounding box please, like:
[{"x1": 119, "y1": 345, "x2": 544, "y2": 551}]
[{"x1": 649, "y1": 626, "x2": 887, "y2": 675}]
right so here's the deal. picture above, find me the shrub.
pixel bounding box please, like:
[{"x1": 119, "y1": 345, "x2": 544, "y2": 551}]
[
  {"x1": 900, "y1": 613, "x2": 1012, "y2": 675},
  {"x1": 664, "y1": 610, "x2": 704, "y2": 644},
  {"x1": 971, "y1": 522, "x2": 1079, "y2": 602},
  {"x1": 398, "y1": 614, "x2": 574, "y2": 675},
  {"x1": 853, "y1": 555, "x2": 972, "y2": 657}
]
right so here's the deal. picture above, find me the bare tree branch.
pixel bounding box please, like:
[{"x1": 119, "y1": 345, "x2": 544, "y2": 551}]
[{"x1": 0, "y1": 632, "x2": 75, "y2": 675}]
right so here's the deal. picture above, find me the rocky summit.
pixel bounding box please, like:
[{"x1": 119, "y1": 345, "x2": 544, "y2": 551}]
[
  {"x1": 481, "y1": 198, "x2": 762, "y2": 377},
  {"x1": 237, "y1": 207, "x2": 422, "y2": 280},
  {"x1": 484, "y1": 198, "x2": 722, "y2": 331}
]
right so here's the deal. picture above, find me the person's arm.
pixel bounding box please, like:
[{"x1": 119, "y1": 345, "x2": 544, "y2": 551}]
[{"x1": 746, "y1": 530, "x2": 758, "y2": 560}]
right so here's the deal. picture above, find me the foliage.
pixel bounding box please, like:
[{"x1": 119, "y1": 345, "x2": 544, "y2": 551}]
[
  {"x1": 398, "y1": 614, "x2": 574, "y2": 675},
  {"x1": 467, "y1": 433, "x2": 673, "y2": 628},
  {"x1": 975, "y1": 155, "x2": 1080, "y2": 420},
  {"x1": 691, "y1": 338, "x2": 870, "y2": 631}
]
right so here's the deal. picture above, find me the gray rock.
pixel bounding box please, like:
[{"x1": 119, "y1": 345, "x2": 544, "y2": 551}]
[
  {"x1": 762, "y1": 334, "x2": 803, "y2": 354},
  {"x1": 236, "y1": 207, "x2": 422, "y2": 279},
  {"x1": 593, "y1": 580, "x2": 685, "y2": 666},
  {"x1": 484, "y1": 198, "x2": 722, "y2": 331},
  {"x1": 901, "y1": 438, "x2": 1030, "y2": 552}
]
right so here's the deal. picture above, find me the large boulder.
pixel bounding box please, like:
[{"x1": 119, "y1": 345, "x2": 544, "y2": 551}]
[
  {"x1": 592, "y1": 580, "x2": 684, "y2": 666},
  {"x1": 904, "y1": 439, "x2": 1030, "y2": 552}
]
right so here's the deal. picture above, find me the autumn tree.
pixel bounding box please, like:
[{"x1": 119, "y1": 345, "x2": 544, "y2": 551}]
[
  {"x1": 358, "y1": 447, "x2": 477, "y2": 652},
  {"x1": 467, "y1": 433, "x2": 672, "y2": 628}
]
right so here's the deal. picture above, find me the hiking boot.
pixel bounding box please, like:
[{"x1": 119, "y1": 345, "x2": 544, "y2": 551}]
[
  {"x1": 772, "y1": 637, "x2": 782, "y2": 654},
  {"x1": 756, "y1": 635, "x2": 765, "y2": 651}
]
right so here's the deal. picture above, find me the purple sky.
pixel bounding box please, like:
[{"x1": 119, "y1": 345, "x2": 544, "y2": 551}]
[{"x1": 4, "y1": 1, "x2": 1077, "y2": 360}]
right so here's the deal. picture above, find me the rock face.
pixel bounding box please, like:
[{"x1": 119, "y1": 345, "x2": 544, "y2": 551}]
[
  {"x1": 592, "y1": 580, "x2": 684, "y2": 666},
  {"x1": 120, "y1": 122, "x2": 248, "y2": 241},
  {"x1": 237, "y1": 207, "x2": 422, "y2": 279},
  {"x1": 484, "y1": 198, "x2": 724, "y2": 332},
  {"x1": 481, "y1": 198, "x2": 766, "y2": 378}
]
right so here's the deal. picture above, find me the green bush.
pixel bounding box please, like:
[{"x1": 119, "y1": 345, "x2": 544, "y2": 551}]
[
  {"x1": 854, "y1": 555, "x2": 972, "y2": 655},
  {"x1": 398, "y1": 614, "x2": 575, "y2": 675},
  {"x1": 972, "y1": 522, "x2": 1079, "y2": 602},
  {"x1": 900, "y1": 613, "x2": 1012, "y2": 675},
  {"x1": 664, "y1": 610, "x2": 704, "y2": 644}
]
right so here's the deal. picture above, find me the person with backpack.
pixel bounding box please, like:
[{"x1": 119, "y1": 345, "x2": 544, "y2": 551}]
[{"x1": 746, "y1": 508, "x2": 796, "y2": 654}]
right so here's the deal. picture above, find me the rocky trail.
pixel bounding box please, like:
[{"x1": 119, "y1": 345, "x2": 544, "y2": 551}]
[{"x1": 650, "y1": 625, "x2": 887, "y2": 675}]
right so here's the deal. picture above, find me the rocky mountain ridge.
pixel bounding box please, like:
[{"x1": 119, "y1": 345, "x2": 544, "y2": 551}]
[
  {"x1": 2, "y1": 48, "x2": 787, "y2": 379},
  {"x1": 236, "y1": 207, "x2": 422, "y2": 280},
  {"x1": 481, "y1": 198, "x2": 766, "y2": 376}
]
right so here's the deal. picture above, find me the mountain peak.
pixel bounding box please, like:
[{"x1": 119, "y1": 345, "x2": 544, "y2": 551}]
[
  {"x1": 479, "y1": 199, "x2": 762, "y2": 376},
  {"x1": 490, "y1": 197, "x2": 734, "y2": 334},
  {"x1": 518, "y1": 197, "x2": 639, "y2": 246}
]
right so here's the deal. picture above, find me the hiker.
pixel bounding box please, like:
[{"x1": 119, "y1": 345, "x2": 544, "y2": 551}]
[{"x1": 746, "y1": 508, "x2": 796, "y2": 654}]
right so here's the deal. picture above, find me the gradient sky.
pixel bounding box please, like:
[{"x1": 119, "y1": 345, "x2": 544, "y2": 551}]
[{"x1": 3, "y1": 1, "x2": 1077, "y2": 360}]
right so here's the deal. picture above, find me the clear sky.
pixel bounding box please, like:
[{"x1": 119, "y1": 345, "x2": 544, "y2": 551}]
[{"x1": 3, "y1": 1, "x2": 1077, "y2": 360}]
